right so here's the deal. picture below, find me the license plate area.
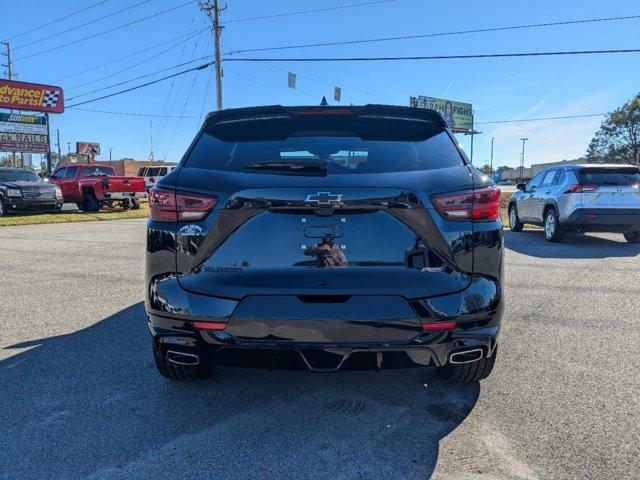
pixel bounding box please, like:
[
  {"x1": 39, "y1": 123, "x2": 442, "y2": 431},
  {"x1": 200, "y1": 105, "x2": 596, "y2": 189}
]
[{"x1": 226, "y1": 295, "x2": 422, "y2": 344}]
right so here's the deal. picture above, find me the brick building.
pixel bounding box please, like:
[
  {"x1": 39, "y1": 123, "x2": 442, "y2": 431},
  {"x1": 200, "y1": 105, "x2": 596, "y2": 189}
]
[{"x1": 96, "y1": 159, "x2": 176, "y2": 176}]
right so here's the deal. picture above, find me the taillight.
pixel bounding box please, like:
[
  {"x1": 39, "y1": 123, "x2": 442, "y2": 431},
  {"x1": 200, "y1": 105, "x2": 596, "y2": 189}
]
[
  {"x1": 431, "y1": 187, "x2": 501, "y2": 221},
  {"x1": 421, "y1": 321, "x2": 457, "y2": 332},
  {"x1": 565, "y1": 184, "x2": 598, "y2": 193},
  {"x1": 149, "y1": 188, "x2": 217, "y2": 222},
  {"x1": 149, "y1": 177, "x2": 155, "y2": 183}
]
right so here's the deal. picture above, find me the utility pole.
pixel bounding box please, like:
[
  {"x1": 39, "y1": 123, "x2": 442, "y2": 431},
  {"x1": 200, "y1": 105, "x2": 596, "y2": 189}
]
[
  {"x1": 490, "y1": 137, "x2": 495, "y2": 178},
  {"x1": 519, "y1": 137, "x2": 528, "y2": 183},
  {"x1": 67, "y1": 142, "x2": 71, "y2": 155},
  {"x1": 1, "y1": 41, "x2": 16, "y2": 167},
  {"x1": 200, "y1": 0, "x2": 225, "y2": 111},
  {"x1": 109, "y1": 146, "x2": 113, "y2": 162},
  {"x1": 56, "y1": 129, "x2": 62, "y2": 163}
]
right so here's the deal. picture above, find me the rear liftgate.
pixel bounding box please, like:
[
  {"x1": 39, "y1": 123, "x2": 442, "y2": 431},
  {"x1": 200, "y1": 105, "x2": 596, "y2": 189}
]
[{"x1": 177, "y1": 188, "x2": 474, "y2": 370}]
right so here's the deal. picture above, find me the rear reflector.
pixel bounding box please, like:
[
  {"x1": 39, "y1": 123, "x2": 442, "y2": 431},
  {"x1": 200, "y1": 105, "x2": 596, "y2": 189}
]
[
  {"x1": 422, "y1": 321, "x2": 457, "y2": 332},
  {"x1": 149, "y1": 187, "x2": 218, "y2": 222},
  {"x1": 193, "y1": 321, "x2": 227, "y2": 331},
  {"x1": 431, "y1": 187, "x2": 501, "y2": 221},
  {"x1": 565, "y1": 184, "x2": 599, "y2": 193}
]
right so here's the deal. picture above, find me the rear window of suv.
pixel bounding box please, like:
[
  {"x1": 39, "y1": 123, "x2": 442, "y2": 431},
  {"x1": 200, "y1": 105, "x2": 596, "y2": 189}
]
[
  {"x1": 183, "y1": 115, "x2": 465, "y2": 174},
  {"x1": 580, "y1": 167, "x2": 639, "y2": 186},
  {"x1": 137, "y1": 167, "x2": 167, "y2": 176}
]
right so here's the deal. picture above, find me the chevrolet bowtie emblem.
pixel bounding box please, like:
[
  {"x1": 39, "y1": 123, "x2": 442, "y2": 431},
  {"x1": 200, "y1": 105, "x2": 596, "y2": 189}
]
[{"x1": 305, "y1": 192, "x2": 343, "y2": 205}]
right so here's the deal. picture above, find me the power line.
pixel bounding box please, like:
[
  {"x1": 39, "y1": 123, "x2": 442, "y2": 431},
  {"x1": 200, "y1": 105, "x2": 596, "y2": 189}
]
[
  {"x1": 67, "y1": 107, "x2": 608, "y2": 126},
  {"x1": 476, "y1": 113, "x2": 606, "y2": 125},
  {"x1": 227, "y1": 14, "x2": 640, "y2": 54},
  {"x1": 66, "y1": 32, "x2": 208, "y2": 91},
  {"x1": 223, "y1": 0, "x2": 395, "y2": 24},
  {"x1": 68, "y1": 107, "x2": 198, "y2": 117},
  {"x1": 66, "y1": 61, "x2": 214, "y2": 108},
  {"x1": 14, "y1": 0, "x2": 196, "y2": 62},
  {"x1": 66, "y1": 55, "x2": 211, "y2": 101},
  {"x1": 13, "y1": 0, "x2": 153, "y2": 51},
  {"x1": 225, "y1": 48, "x2": 640, "y2": 62},
  {"x1": 52, "y1": 26, "x2": 209, "y2": 82},
  {"x1": 262, "y1": 61, "x2": 403, "y2": 100},
  {"x1": 151, "y1": 22, "x2": 207, "y2": 156},
  {"x1": 3, "y1": 0, "x2": 110, "y2": 41}
]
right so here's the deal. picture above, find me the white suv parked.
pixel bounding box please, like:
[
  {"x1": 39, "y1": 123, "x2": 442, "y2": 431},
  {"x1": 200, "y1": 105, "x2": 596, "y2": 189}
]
[
  {"x1": 508, "y1": 164, "x2": 640, "y2": 242},
  {"x1": 137, "y1": 165, "x2": 176, "y2": 191}
]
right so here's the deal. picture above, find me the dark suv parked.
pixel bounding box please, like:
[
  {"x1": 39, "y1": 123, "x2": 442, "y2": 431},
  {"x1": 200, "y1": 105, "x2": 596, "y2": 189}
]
[
  {"x1": 146, "y1": 105, "x2": 503, "y2": 382},
  {"x1": 0, "y1": 167, "x2": 63, "y2": 215}
]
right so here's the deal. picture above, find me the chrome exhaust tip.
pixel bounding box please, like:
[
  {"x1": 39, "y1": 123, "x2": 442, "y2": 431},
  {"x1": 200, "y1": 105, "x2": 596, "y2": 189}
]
[
  {"x1": 166, "y1": 350, "x2": 200, "y2": 366},
  {"x1": 449, "y1": 348, "x2": 483, "y2": 364}
]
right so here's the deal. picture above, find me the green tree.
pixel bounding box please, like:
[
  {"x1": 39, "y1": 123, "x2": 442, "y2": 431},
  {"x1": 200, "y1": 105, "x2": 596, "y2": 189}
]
[
  {"x1": 479, "y1": 164, "x2": 492, "y2": 174},
  {"x1": 587, "y1": 92, "x2": 640, "y2": 165}
]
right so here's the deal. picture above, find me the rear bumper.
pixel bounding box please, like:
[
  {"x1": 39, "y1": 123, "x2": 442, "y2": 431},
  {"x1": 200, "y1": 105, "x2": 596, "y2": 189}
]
[
  {"x1": 103, "y1": 191, "x2": 148, "y2": 200},
  {"x1": 4, "y1": 197, "x2": 63, "y2": 213},
  {"x1": 563, "y1": 208, "x2": 640, "y2": 232},
  {"x1": 146, "y1": 274, "x2": 502, "y2": 371}
]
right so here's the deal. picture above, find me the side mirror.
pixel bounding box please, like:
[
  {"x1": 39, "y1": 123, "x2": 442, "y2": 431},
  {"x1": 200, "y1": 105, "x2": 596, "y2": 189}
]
[{"x1": 516, "y1": 183, "x2": 526, "y2": 192}]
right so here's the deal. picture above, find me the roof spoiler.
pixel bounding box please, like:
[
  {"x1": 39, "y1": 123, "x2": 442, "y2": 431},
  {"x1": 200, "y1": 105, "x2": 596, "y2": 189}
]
[{"x1": 203, "y1": 104, "x2": 448, "y2": 129}]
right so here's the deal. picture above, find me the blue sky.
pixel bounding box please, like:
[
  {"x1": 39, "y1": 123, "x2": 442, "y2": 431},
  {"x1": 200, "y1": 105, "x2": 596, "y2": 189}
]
[{"x1": 2, "y1": 0, "x2": 639, "y2": 168}]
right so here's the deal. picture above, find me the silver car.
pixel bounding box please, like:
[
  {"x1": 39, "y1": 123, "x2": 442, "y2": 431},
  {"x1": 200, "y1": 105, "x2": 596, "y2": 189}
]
[{"x1": 508, "y1": 164, "x2": 640, "y2": 242}]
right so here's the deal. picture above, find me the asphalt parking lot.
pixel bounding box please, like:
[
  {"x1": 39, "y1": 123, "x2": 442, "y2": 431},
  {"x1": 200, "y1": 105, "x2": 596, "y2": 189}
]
[{"x1": 0, "y1": 219, "x2": 638, "y2": 480}]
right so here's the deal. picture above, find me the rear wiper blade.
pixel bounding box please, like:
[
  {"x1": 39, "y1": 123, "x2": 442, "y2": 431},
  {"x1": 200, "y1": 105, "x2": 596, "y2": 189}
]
[{"x1": 244, "y1": 161, "x2": 328, "y2": 175}]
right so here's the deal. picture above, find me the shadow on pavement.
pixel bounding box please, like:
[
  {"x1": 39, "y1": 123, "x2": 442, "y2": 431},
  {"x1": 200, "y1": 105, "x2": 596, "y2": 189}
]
[
  {"x1": 0, "y1": 303, "x2": 479, "y2": 480},
  {"x1": 504, "y1": 230, "x2": 640, "y2": 259}
]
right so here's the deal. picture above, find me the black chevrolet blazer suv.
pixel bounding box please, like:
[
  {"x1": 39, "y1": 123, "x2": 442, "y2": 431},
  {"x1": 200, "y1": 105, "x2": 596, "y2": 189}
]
[{"x1": 145, "y1": 104, "x2": 504, "y2": 382}]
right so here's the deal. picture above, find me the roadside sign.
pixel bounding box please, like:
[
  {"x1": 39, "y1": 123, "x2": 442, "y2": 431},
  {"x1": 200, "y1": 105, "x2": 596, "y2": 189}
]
[
  {"x1": 0, "y1": 121, "x2": 47, "y2": 134},
  {"x1": 76, "y1": 142, "x2": 100, "y2": 155},
  {"x1": 0, "y1": 132, "x2": 50, "y2": 153},
  {"x1": 410, "y1": 95, "x2": 473, "y2": 132},
  {"x1": 0, "y1": 79, "x2": 64, "y2": 114},
  {"x1": 0, "y1": 112, "x2": 47, "y2": 125}
]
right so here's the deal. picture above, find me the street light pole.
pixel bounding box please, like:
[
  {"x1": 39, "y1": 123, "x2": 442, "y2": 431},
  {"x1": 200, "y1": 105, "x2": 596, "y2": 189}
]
[{"x1": 519, "y1": 137, "x2": 528, "y2": 183}]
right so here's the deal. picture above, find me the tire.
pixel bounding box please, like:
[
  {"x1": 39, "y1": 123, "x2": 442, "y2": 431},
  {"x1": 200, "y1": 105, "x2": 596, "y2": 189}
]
[
  {"x1": 438, "y1": 347, "x2": 497, "y2": 382},
  {"x1": 152, "y1": 341, "x2": 212, "y2": 381},
  {"x1": 131, "y1": 198, "x2": 140, "y2": 210},
  {"x1": 543, "y1": 208, "x2": 565, "y2": 242},
  {"x1": 0, "y1": 197, "x2": 7, "y2": 217},
  {"x1": 623, "y1": 231, "x2": 640, "y2": 243},
  {"x1": 82, "y1": 193, "x2": 100, "y2": 212},
  {"x1": 122, "y1": 198, "x2": 132, "y2": 211},
  {"x1": 509, "y1": 205, "x2": 523, "y2": 232}
]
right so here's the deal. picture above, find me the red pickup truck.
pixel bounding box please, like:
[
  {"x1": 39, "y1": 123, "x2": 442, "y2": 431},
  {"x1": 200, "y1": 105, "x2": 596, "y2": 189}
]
[{"x1": 50, "y1": 164, "x2": 147, "y2": 211}]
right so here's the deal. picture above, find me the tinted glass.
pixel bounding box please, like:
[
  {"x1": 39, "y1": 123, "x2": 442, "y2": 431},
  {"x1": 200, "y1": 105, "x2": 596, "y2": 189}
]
[
  {"x1": 138, "y1": 167, "x2": 167, "y2": 176},
  {"x1": 0, "y1": 170, "x2": 41, "y2": 182},
  {"x1": 81, "y1": 166, "x2": 115, "y2": 177},
  {"x1": 527, "y1": 172, "x2": 545, "y2": 189},
  {"x1": 554, "y1": 170, "x2": 566, "y2": 185},
  {"x1": 541, "y1": 170, "x2": 557, "y2": 187},
  {"x1": 64, "y1": 167, "x2": 78, "y2": 178},
  {"x1": 184, "y1": 118, "x2": 464, "y2": 174},
  {"x1": 52, "y1": 168, "x2": 66, "y2": 179},
  {"x1": 580, "y1": 167, "x2": 639, "y2": 186}
]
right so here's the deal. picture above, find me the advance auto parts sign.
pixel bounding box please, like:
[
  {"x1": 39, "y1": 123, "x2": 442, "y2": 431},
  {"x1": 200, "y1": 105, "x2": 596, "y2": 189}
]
[
  {"x1": 0, "y1": 112, "x2": 48, "y2": 135},
  {"x1": 0, "y1": 132, "x2": 49, "y2": 153},
  {"x1": 0, "y1": 79, "x2": 64, "y2": 114}
]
